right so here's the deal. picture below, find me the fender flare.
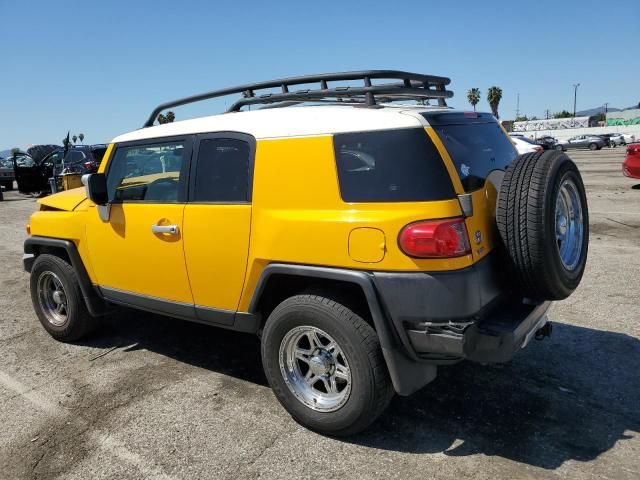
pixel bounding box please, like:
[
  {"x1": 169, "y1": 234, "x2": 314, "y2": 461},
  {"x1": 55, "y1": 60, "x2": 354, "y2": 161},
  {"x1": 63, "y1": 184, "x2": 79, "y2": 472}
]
[
  {"x1": 24, "y1": 236, "x2": 110, "y2": 316},
  {"x1": 249, "y1": 263, "x2": 437, "y2": 395}
]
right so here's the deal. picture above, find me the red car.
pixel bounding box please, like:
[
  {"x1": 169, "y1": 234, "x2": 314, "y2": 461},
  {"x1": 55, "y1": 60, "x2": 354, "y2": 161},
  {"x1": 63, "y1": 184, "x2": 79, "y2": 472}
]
[{"x1": 623, "y1": 143, "x2": 640, "y2": 179}]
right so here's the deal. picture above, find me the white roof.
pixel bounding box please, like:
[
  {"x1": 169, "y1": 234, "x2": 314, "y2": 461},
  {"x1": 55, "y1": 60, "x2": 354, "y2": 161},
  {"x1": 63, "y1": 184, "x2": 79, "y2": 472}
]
[{"x1": 112, "y1": 105, "x2": 451, "y2": 144}]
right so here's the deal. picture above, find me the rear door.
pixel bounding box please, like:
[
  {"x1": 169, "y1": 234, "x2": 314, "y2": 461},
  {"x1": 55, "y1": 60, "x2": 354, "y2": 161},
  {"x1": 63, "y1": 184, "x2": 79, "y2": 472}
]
[
  {"x1": 182, "y1": 133, "x2": 254, "y2": 325},
  {"x1": 425, "y1": 112, "x2": 518, "y2": 261}
]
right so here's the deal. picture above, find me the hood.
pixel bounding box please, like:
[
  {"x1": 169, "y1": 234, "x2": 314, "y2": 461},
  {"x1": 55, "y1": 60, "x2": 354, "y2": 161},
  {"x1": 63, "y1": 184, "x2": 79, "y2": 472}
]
[{"x1": 38, "y1": 187, "x2": 87, "y2": 211}]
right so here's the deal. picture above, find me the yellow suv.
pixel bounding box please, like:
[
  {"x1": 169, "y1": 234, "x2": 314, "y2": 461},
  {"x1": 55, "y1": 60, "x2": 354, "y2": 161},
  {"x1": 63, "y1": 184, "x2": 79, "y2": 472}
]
[{"x1": 23, "y1": 71, "x2": 589, "y2": 435}]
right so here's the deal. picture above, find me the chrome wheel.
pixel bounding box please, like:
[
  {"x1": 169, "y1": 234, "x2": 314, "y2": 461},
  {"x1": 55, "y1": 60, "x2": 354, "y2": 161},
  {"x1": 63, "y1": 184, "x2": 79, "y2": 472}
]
[
  {"x1": 555, "y1": 178, "x2": 584, "y2": 271},
  {"x1": 37, "y1": 271, "x2": 68, "y2": 327},
  {"x1": 279, "y1": 326, "x2": 351, "y2": 412}
]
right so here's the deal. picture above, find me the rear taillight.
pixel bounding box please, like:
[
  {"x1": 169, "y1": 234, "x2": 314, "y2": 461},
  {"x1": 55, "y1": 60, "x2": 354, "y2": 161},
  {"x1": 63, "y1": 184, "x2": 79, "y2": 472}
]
[
  {"x1": 398, "y1": 218, "x2": 471, "y2": 258},
  {"x1": 533, "y1": 146, "x2": 544, "y2": 152}
]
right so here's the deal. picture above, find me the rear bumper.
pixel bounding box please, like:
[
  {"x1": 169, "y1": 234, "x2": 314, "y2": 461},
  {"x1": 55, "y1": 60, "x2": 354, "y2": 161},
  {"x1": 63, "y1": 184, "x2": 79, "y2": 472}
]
[
  {"x1": 373, "y1": 254, "x2": 551, "y2": 365},
  {"x1": 405, "y1": 299, "x2": 550, "y2": 363}
]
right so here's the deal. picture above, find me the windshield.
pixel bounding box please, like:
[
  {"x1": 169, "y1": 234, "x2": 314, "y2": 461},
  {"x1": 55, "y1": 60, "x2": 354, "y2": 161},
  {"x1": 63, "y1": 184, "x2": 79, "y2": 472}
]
[{"x1": 424, "y1": 112, "x2": 517, "y2": 192}]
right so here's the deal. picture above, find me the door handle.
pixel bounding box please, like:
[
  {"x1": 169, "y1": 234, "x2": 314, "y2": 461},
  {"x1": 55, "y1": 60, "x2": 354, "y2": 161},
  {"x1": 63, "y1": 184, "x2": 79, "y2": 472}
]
[{"x1": 151, "y1": 224, "x2": 179, "y2": 235}]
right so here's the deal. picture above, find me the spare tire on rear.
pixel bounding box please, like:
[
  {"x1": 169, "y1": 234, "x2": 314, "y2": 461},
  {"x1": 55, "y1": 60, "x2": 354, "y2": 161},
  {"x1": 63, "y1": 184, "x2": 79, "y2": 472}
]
[{"x1": 496, "y1": 150, "x2": 589, "y2": 300}]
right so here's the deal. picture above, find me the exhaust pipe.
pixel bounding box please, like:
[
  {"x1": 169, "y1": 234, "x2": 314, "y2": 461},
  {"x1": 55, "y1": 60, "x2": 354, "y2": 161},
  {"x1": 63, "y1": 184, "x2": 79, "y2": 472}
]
[{"x1": 535, "y1": 322, "x2": 553, "y2": 341}]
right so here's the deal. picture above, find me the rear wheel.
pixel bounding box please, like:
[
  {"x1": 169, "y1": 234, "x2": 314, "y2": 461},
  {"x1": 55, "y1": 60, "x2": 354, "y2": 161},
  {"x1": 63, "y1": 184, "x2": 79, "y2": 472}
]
[
  {"x1": 30, "y1": 254, "x2": 97, "y2": 341},
  {"x1": 2, "y1": 181, "x2": 13, "y2": 191},
  {"x1": 555, "y1": 144, "x2": 564, "y2": 151},
  {"x1": 261, "y1": 294, "x2": 393, "y2": 436},
  {"x1": 588, "y1": 143, "x2": 598, "y2": 151}
]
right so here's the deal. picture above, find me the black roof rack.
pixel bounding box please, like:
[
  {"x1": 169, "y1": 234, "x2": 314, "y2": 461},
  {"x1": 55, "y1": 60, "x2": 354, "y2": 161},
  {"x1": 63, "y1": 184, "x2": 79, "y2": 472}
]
[{"x1": 143, "y1": 70, "x2": 453, "y2": 127}]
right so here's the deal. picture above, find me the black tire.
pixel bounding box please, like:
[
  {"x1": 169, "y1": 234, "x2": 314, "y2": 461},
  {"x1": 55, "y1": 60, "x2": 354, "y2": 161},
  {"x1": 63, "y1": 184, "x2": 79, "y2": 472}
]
[
  {"x1": 555, "y1": 144, "x2": 564, "y2": 151},
  {"x1": 497, "y1": 150, "x2": 589, "y2": 300},
  {"x1": 30, "y1": 254, "x2": 97, "y2": 342},
  {"x1": 588, "y1": 143, "x2": 598, "y2": 151},
  {"x1": 261, "y1": 294, "x2": 393, "y2": 436},
  {"x1": 2, "y1": 181, "x2": 13, "y2": 191}
]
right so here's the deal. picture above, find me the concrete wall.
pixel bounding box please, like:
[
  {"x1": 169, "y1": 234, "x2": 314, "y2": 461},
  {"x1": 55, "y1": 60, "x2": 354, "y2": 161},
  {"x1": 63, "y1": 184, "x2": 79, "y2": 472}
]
[{"x1": 516, "y1": 124, "x2": 640, "y2": 142}]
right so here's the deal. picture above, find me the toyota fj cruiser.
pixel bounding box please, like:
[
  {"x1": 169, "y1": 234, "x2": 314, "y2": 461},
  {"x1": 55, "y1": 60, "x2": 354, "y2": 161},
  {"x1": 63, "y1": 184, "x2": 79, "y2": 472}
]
[{"x1": 23, "y1": 71, "x2": 589, "y2": 435}]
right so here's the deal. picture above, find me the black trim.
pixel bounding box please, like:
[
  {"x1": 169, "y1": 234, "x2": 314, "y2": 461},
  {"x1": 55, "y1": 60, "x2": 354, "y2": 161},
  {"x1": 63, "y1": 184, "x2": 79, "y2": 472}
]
[
  {"x1": 24, "y1": 236, "x2": 111, "y2": 316},
  {"x1": 106, "y1": 135, "x2": 194, "y2": 204},
  {"x1": 189, "y1": 132, "x2": 256, "y2": 204},
  {"x1": 99, "y1": 286, "x2": 260, "y2": 333},
  {"x1": 248, "y1": 263, "x2": 438, "y2": 396},
  {"x1": 144, "y1": 70, "x2": 453, "y2": 126}
]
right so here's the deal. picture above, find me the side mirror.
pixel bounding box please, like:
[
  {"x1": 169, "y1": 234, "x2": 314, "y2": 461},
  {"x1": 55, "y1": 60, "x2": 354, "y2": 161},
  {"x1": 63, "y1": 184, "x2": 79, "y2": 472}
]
[{"x1": 82, "y1": 173, "x2": 108, "y2": 205}]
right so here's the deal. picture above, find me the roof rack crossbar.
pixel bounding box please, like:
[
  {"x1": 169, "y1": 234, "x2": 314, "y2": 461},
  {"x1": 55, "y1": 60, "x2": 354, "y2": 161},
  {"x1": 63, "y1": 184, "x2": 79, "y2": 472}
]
[{"x1": 143, "y1": 70, "x2": 452, "y2": 127}]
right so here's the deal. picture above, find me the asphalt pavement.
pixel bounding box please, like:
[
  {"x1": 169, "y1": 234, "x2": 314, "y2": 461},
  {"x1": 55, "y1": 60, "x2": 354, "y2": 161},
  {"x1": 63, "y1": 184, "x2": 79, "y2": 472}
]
[{"x1": 0, "y1": 147, "x2": 638, "y2": 480}]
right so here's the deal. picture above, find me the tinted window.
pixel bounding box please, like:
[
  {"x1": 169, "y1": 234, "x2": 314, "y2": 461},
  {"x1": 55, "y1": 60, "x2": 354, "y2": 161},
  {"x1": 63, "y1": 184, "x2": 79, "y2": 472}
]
[
  {"x1": 426, "y1": 114, "x2": 517, "y2": 192},
  {"x1": 70, "y1": 151, "x2": 86, "y2": 162},
  {"x1": 193, "y1": 138, "x2": 250, "y2": 202},
  {"x1": 334, "y1": 128, "x2": 455, "y2": 202},
  {"x1": 107, "y1": 141, "x2": 186, "y2": 203}
]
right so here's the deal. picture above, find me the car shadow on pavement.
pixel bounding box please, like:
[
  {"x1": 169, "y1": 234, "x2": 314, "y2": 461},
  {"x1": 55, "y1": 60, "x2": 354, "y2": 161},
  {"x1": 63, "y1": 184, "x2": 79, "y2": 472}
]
[{"x1": 83, "y1": 313, "x2": 639, "y2": 471}]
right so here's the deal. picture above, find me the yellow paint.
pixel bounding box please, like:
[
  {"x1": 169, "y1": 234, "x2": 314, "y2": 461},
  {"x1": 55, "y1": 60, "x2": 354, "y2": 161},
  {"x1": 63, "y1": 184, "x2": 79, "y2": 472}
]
[
  {"x1": 237, "y1": 135, "x2": 471, "y2": 311},
  {"x1": 349, "y1": 228, "x2": 386, "y2": 263},
  {"x1": 183, "y1": 204, "x2": 251, "y2": 311},
  {"x1": 38, "y1": 187, "x2": 87, "y2": 212},
  {"x1": 84, "y1": 203, "x2": 194, "y2": 304}
]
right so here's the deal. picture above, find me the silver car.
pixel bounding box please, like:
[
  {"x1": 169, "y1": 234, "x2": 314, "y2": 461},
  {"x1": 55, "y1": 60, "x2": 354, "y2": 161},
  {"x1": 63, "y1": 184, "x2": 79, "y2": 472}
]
[{"x1": 556, "y1": 135, "x2": 606, "y2": 151}]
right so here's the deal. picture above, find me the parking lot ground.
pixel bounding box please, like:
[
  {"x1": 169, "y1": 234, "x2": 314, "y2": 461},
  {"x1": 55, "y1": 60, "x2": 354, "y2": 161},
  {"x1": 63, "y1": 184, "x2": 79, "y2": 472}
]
[{"x1": 0, "y1": 147, "x2": 639, "y2": 480}]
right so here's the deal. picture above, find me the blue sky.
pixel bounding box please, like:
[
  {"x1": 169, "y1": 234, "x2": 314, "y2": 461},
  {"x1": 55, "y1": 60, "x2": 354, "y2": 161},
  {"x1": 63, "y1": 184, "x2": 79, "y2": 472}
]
[{"x1": 1, "y1": 0, "x2": 638, "y2": 149}]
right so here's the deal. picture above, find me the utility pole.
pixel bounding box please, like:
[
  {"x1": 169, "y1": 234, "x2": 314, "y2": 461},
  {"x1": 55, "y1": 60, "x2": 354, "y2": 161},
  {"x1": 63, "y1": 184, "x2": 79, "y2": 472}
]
[
  {"x1": 545, "y1": 109, "x2": 549, "y2": 119},
  {"x1": 572, "y1": 83, "x2": 580, "y2": 118},
  {"x1": 604, "y1": 102, "x2": 608, "y2": 114},
  {"x1": 515, "y1": 93, "x2": 520, "y2": 119}
]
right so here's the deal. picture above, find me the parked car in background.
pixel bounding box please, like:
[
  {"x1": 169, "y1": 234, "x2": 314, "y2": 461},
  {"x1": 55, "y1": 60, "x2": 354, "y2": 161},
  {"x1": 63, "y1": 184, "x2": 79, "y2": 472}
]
[
  {"x1": 623, "y1": 143, "x2": 640, "y2": 179},
  {"x1": 0, "y1": 157, "x2": 15, "y2": 191},
  {"x1": 555, "y1": 135, "x2": 606, "y2": 151},
  {"x1": 606, "y1": 133, "x2": 626, "y2": 147},
  {"x1": 622, "y1": 133, "x2": 636, "y2": 145},
  {"x1": 535, "y1": 136, "x2": 558, "y2": 150},
  {"x1": 510, "y1": 135, "x2": 544, "y2": 154},
  {"x1": 15, "y1": 145, "x2": 107, "y2": 194}
]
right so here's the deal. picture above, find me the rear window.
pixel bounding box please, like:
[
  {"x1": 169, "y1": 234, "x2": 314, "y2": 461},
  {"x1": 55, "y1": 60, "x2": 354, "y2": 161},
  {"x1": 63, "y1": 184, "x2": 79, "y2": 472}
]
[
  {"x1": 333, "y1": 128, "x2": 455, "y2": 203},
  {"x1": 424, "y1": 112, "x2": 517, "y2": 192}
]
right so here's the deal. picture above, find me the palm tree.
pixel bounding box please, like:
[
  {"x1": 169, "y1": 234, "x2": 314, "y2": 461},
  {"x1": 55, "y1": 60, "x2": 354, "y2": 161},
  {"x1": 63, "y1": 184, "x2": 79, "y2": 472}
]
[
  {"x1": 487, "y1": 86, "x2": 503, "y2": 119},
  {"x1": 72, "y1": 135, "x2": 77, "y2": 144},
  {"x1": 158, "y1": 111, "x2": 176, "y2": 124},
  {"x1": 78, "y1": 133, "x2": 84, "y2": 144},
  {"x1": 467, "y1": 88, "x2": 481, "y2": 111}
]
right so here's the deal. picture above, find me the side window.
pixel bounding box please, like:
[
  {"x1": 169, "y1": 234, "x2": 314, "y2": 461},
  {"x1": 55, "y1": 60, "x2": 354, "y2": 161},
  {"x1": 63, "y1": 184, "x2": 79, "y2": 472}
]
[
  {"x1": 70, "y1": 151, "x2": 86, "y2": 162},
  {"x1": 106, "y1": 141, "x2": 186, "y2": 203},
  {"x1": 192, "y1": 138, "x2": 251, "y2": 202}
]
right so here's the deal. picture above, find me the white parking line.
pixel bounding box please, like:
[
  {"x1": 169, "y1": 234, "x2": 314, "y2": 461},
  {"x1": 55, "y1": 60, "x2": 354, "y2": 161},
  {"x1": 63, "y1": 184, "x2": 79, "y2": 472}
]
[{"x1": 0, "y1": 370, "x2": 176, "y2": 480}]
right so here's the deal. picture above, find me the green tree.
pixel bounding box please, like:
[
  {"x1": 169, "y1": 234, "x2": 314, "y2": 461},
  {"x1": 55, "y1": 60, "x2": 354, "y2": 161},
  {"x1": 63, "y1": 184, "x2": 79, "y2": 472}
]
[
  {"x1": 72, "y1": 135, "x2": 77, "y2": 144},
  {"x1": 553, "y1": 110, "x2": 573, "y2": 119},
  {"x1": 466, "y1": 88, "x2": 481, "y2": 111},
  {"x1": 78, "y1": 133, "x2": 84, "y2": 144},
  {"x1": 487, "y1": 86, "x2": 503, "y2": 119},
  {"x1": 515, "y1": 115, "x2": 529, "y2": 122},
  {"x1": 158, "y1": 111, "x2": 176, "y2": 124}
]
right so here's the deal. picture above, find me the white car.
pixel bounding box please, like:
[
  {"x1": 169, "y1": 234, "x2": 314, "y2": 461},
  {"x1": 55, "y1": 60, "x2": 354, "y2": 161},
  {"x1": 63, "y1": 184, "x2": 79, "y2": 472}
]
[
  {"x1": 622, "y1": 133, "x2": 636, "y2": 144},
  {"x1": 609, "y1": 133, "x2": 625, "y2": 146},
  {"x1": 510, "y1": 135, "x2": 543, "y2": 154}
]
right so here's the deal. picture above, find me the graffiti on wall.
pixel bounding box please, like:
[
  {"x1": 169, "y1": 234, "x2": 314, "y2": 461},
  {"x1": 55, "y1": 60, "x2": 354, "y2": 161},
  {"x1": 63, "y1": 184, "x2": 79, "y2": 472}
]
[
  {"x1": 606, "y1": 109, "x2": 640, "y2": 126},
  {"x1": 513, "y1": 116, "x2": 589, "y2": 132}
]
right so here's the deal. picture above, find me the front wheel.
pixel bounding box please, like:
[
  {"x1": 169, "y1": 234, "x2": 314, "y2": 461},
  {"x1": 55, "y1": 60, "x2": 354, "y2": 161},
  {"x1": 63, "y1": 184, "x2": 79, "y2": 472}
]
[
  {"x1": 30, "y1": 254, "x2": 97, "y2": 342},
  {"x1": 261, "y1": 294, "x2": 393, "y2": 436},
  {"x1": 588, "y1": 143, "x2": 598, "y2": 151}
]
